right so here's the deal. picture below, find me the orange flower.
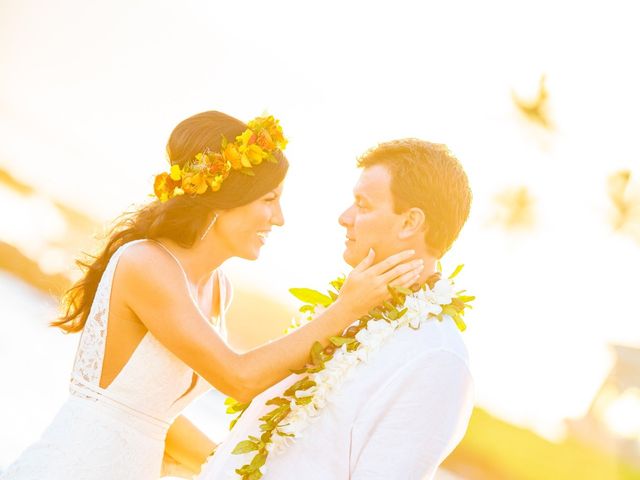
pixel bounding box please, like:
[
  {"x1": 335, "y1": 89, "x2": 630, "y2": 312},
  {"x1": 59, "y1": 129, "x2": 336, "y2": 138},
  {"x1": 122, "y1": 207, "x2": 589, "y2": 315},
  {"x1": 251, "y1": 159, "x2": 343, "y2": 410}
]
[
  {"x1": 208, "y1": 153, "x2": 230, "y2": 176},
  {"x1": 256, "y1": 129, "x2": 275, "y2": 150},
  {"x1": 181, "y1": 172, "x2": 208, "y2": 195},
  {"x1": 222, "y1": 143, "x2": 243, "y2": 170},
  {"x1": 154, "y1": 172, "x2": 181, "y2": 202},
  {"x1": 250, "y1": 116, "x2": 287, "y2": 150},
  {"x1": 269, "y1": 124, "x2": 287, "y2": 150}
]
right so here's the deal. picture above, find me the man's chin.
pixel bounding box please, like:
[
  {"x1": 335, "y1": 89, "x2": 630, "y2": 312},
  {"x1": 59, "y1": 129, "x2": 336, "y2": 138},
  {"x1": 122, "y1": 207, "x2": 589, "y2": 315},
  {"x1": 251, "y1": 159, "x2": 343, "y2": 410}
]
[{"x1": 342, "y1": 248, "x2": 360, "y2": 268}]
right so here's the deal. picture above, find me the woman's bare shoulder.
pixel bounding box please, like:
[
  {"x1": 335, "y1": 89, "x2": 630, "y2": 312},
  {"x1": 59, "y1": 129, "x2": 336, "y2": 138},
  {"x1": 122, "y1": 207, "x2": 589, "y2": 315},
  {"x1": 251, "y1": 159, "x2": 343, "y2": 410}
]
[
  {"x1": 116, "y1": 241, "x2": 184, "y2": 294},
  {"x1": 117, "y1": 240, "x2": 170, "y2": 269}
]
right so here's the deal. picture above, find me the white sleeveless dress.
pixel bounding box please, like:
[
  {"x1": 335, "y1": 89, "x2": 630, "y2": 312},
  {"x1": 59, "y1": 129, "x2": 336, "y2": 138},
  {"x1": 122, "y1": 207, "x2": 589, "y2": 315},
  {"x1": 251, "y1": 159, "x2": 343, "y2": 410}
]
[{"x1": 1, "y1": 240, "x2": 228, "y2": 480}]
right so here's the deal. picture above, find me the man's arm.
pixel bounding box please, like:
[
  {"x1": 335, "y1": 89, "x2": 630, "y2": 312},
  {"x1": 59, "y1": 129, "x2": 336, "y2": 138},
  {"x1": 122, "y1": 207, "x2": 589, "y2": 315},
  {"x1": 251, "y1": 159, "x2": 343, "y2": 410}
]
[{"x1": 349, "y1": 350, "x2": 474, "y2": 480}]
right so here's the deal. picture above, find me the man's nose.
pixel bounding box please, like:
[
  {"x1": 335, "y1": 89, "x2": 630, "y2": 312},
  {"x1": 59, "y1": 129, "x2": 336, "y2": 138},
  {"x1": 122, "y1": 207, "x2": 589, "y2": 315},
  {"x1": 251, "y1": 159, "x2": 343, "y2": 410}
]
[{"x1": 339, "y1": 206, "x2": 354, "y2": 227}]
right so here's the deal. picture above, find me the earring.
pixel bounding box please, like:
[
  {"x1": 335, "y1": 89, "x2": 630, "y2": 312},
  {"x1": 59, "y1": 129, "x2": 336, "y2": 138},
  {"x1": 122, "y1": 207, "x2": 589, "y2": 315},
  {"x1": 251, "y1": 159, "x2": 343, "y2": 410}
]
[{"x1": 200, "y1": 214, "x2": 218, "y2": 241}]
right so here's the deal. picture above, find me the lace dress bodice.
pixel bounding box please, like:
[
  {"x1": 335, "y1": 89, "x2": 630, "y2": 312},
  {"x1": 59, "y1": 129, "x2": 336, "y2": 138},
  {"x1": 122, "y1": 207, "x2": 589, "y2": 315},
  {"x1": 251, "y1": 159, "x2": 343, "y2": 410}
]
[
  {"x1": 70, "y1": 239, "x2": 227, "y2": 431},
  {"x1": 1, "y1": 239, "x2": 228, "y2": 480}
]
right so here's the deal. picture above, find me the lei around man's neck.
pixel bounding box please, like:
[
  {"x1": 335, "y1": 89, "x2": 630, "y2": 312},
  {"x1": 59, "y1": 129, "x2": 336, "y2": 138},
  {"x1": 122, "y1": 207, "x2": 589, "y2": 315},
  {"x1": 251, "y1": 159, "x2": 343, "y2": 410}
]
[{"x1": 224, "y1": 264, "x2": 474, "y2": 480}]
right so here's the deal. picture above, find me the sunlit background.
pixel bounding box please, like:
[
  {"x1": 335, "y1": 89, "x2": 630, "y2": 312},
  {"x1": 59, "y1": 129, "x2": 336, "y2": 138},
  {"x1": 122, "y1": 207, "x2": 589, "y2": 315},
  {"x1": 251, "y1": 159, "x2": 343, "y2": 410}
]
[{"x1": 1, "y1": 1, "x2": 639, "y2": 478}]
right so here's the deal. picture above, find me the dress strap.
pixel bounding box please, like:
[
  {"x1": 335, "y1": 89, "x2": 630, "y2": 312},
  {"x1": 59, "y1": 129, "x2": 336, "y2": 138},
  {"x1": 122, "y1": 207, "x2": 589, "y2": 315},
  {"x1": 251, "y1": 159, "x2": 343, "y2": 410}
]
[
  {"x1": 216, "y1": 269, "x2": 228, "y2": 338},
  {"x1": 148, "y1": 239, "x2": 225, "y2": 332},
  {"x1": 217, "y1": 270, "x2": 226, "y2": 313},
  {"x1": 145, "y1": 239, "x2": 193, "y2": 295},
  {"x1": 145, "y1": 239, "x2": 208, "y2": 318}
]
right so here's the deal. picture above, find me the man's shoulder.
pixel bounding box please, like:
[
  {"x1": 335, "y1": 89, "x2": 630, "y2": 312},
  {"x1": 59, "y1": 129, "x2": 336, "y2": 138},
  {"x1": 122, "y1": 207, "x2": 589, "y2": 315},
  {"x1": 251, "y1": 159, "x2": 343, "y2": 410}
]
[
  {"x1": 389, "y1": 316, "x2": 470, "y2": 367},
  {"x1": 359, "y1": 320, "x2": 474, "y2": 410},
  {"x1": 332, "y1": 317, "x2": 473, "y2": 410}
]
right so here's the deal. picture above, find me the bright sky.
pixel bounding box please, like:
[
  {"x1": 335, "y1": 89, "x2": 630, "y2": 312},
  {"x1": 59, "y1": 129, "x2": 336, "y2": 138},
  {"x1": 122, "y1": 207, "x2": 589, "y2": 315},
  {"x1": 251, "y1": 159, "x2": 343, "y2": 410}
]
[{"x1": 1, "y1": 0, "x2": 640, "y2": 440}]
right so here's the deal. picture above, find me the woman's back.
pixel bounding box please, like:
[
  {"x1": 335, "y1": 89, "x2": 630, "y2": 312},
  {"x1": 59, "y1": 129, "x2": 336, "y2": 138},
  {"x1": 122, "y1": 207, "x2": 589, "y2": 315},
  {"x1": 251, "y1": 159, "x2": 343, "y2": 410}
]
[
  {"x1": 70, "y1": 239, "x2": 227, "y2": 418},
  {"x1": 1, "y1": 239, "x2": 227, "y2": 480}
]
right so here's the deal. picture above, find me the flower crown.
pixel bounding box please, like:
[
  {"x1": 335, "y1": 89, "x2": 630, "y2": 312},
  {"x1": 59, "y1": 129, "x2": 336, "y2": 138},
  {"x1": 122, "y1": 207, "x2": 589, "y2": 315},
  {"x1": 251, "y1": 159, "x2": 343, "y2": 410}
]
[{"x1": 153, "y1": 115, "x2": 287, "y2": 202}]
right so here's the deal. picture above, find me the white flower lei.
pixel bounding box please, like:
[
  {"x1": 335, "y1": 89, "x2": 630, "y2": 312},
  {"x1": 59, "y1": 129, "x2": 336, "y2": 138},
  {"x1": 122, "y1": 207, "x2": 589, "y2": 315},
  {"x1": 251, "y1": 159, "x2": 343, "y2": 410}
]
[
  {"x1": 268, "y1": 278, "x2": 455, "y2": 453},
  {"x1": 226, "y1": 268, "x2": 472, "y2": 480}
]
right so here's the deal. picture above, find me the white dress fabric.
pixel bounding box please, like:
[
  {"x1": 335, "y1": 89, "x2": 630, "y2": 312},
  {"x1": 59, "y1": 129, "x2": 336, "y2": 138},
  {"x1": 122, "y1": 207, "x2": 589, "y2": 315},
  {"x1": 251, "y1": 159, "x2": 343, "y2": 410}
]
[
  {"x1": 1, "y1": 239, "x2": 228, "y2": 480},
  {"x1": 201, "y1": 315, "x2": 473, "y2": 480}
]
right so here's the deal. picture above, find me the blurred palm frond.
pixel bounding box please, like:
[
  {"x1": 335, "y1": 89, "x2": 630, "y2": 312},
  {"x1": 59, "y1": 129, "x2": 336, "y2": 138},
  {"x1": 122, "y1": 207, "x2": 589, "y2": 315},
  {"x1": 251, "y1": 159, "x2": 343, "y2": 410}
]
[
  {"x1": 0, "y1": 166, "x2": 99, "y2": 289},
  {"x1": 0, "y1": 168, "x2": 35, "y2": 194},
  {"x1": 512, "y1": 74, "x2": 553, "y2": 130},
  {"x1": 0, "y1": 241, "x2": 70, "y2": 296},
  {"x1": 491, "y1": 186, "x2": 536, "y2": 230},
  {"x1": 607, "y1": 169, "x2": 640, "y2": 243}
]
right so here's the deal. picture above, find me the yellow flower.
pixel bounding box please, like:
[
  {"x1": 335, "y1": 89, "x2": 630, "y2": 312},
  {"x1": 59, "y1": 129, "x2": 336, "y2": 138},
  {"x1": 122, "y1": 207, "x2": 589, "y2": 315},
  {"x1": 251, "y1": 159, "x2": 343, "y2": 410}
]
[
  {"x1": 240, "y1": 154, "x2": 252, "y2": 168},
  {"x1": 170, "y1": 164, "x2": 182, "y2": 181},
  {"x1": 244, "y1": 144, "x2": 266, "y2": 165},
  {"x1": 248, "y1": 116, "x2": 270, "y2": 131},
  {"x1": 182, "y1": 172, "x2": 208, "y2": 195},
  {"x1": 208, "y1": 174, "x2": 224, "y2": 192},
  {"x1": 237, "y1": 129, "x2": 256, "y2": 149}
]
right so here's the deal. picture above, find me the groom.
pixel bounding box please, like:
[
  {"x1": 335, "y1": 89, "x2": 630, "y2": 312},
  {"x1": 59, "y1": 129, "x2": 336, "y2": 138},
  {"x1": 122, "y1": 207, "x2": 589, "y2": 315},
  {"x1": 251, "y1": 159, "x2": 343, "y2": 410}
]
[{"x1": 204, "y1": 139, "x2": 474, "y2": 479}]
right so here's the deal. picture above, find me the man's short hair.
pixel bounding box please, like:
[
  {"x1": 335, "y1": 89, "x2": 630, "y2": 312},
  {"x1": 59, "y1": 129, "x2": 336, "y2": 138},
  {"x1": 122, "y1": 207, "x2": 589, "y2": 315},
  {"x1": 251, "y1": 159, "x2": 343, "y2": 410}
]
[{"x1": 358, "y1": 139, "x2": 471, "y2": 258}]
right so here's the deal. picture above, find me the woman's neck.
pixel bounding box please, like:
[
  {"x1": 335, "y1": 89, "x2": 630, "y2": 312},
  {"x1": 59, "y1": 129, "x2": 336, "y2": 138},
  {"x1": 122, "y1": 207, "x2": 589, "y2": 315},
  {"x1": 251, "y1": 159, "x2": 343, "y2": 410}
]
[{"x1": 156, "y1": 234, "x2": 230, "y2": 288}]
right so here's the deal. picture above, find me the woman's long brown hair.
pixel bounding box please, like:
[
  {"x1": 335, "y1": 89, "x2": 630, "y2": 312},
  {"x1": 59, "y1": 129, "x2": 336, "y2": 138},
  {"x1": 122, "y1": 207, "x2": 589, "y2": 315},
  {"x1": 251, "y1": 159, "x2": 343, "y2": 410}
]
[{"x1": 51, "y1": 111, "x2": 288, "y2": 333}]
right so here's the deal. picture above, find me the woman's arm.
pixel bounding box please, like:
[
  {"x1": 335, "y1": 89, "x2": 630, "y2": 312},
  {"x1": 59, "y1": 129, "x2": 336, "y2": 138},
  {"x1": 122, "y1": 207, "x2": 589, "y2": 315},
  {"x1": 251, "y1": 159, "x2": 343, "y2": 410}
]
[
  {"x1": 164, "y1": 415, "x2": 216, "y2": 475},
  {"x1": 121, "y1": 245, "x2": 421, "y2": 402}
]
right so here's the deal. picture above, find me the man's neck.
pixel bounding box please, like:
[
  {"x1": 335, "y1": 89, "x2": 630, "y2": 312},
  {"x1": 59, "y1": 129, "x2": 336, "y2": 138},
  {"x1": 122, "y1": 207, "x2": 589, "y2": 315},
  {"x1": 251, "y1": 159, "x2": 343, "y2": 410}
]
[
  {"x1": 415, "y1": 256, "x2": 437, "y2": 288},
  {"x1": 404, "y1": 244, "x2": 437, "y2": 289}
]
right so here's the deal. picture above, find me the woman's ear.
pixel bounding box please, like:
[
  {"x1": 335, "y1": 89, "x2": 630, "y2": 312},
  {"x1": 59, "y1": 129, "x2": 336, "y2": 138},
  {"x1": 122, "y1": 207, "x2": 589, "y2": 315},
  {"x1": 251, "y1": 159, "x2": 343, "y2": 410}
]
[{"x1": 398, "y1": 207, "x2": 426, "y2": 240}]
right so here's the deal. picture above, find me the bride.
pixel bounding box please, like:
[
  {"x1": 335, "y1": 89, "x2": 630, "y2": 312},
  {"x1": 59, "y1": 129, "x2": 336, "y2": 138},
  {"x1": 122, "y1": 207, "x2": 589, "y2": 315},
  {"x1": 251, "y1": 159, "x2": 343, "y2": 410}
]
[{"x1": 0, "y1": 111, "x2": 423, "y2": 480}]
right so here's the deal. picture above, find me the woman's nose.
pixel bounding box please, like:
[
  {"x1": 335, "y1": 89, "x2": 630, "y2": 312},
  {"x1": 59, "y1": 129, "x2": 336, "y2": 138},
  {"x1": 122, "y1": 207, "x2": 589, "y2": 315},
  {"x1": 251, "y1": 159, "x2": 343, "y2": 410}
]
[{"x1": 271, "y1": 205, "x2": 285, "y2": 227}]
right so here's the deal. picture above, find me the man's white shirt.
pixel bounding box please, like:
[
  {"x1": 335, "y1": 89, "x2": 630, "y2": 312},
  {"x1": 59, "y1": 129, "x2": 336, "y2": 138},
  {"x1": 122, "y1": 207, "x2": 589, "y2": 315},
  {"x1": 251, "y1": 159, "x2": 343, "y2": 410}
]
[{"x1": 201, "y1": 315, "x2": 473, "y2": 480}]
